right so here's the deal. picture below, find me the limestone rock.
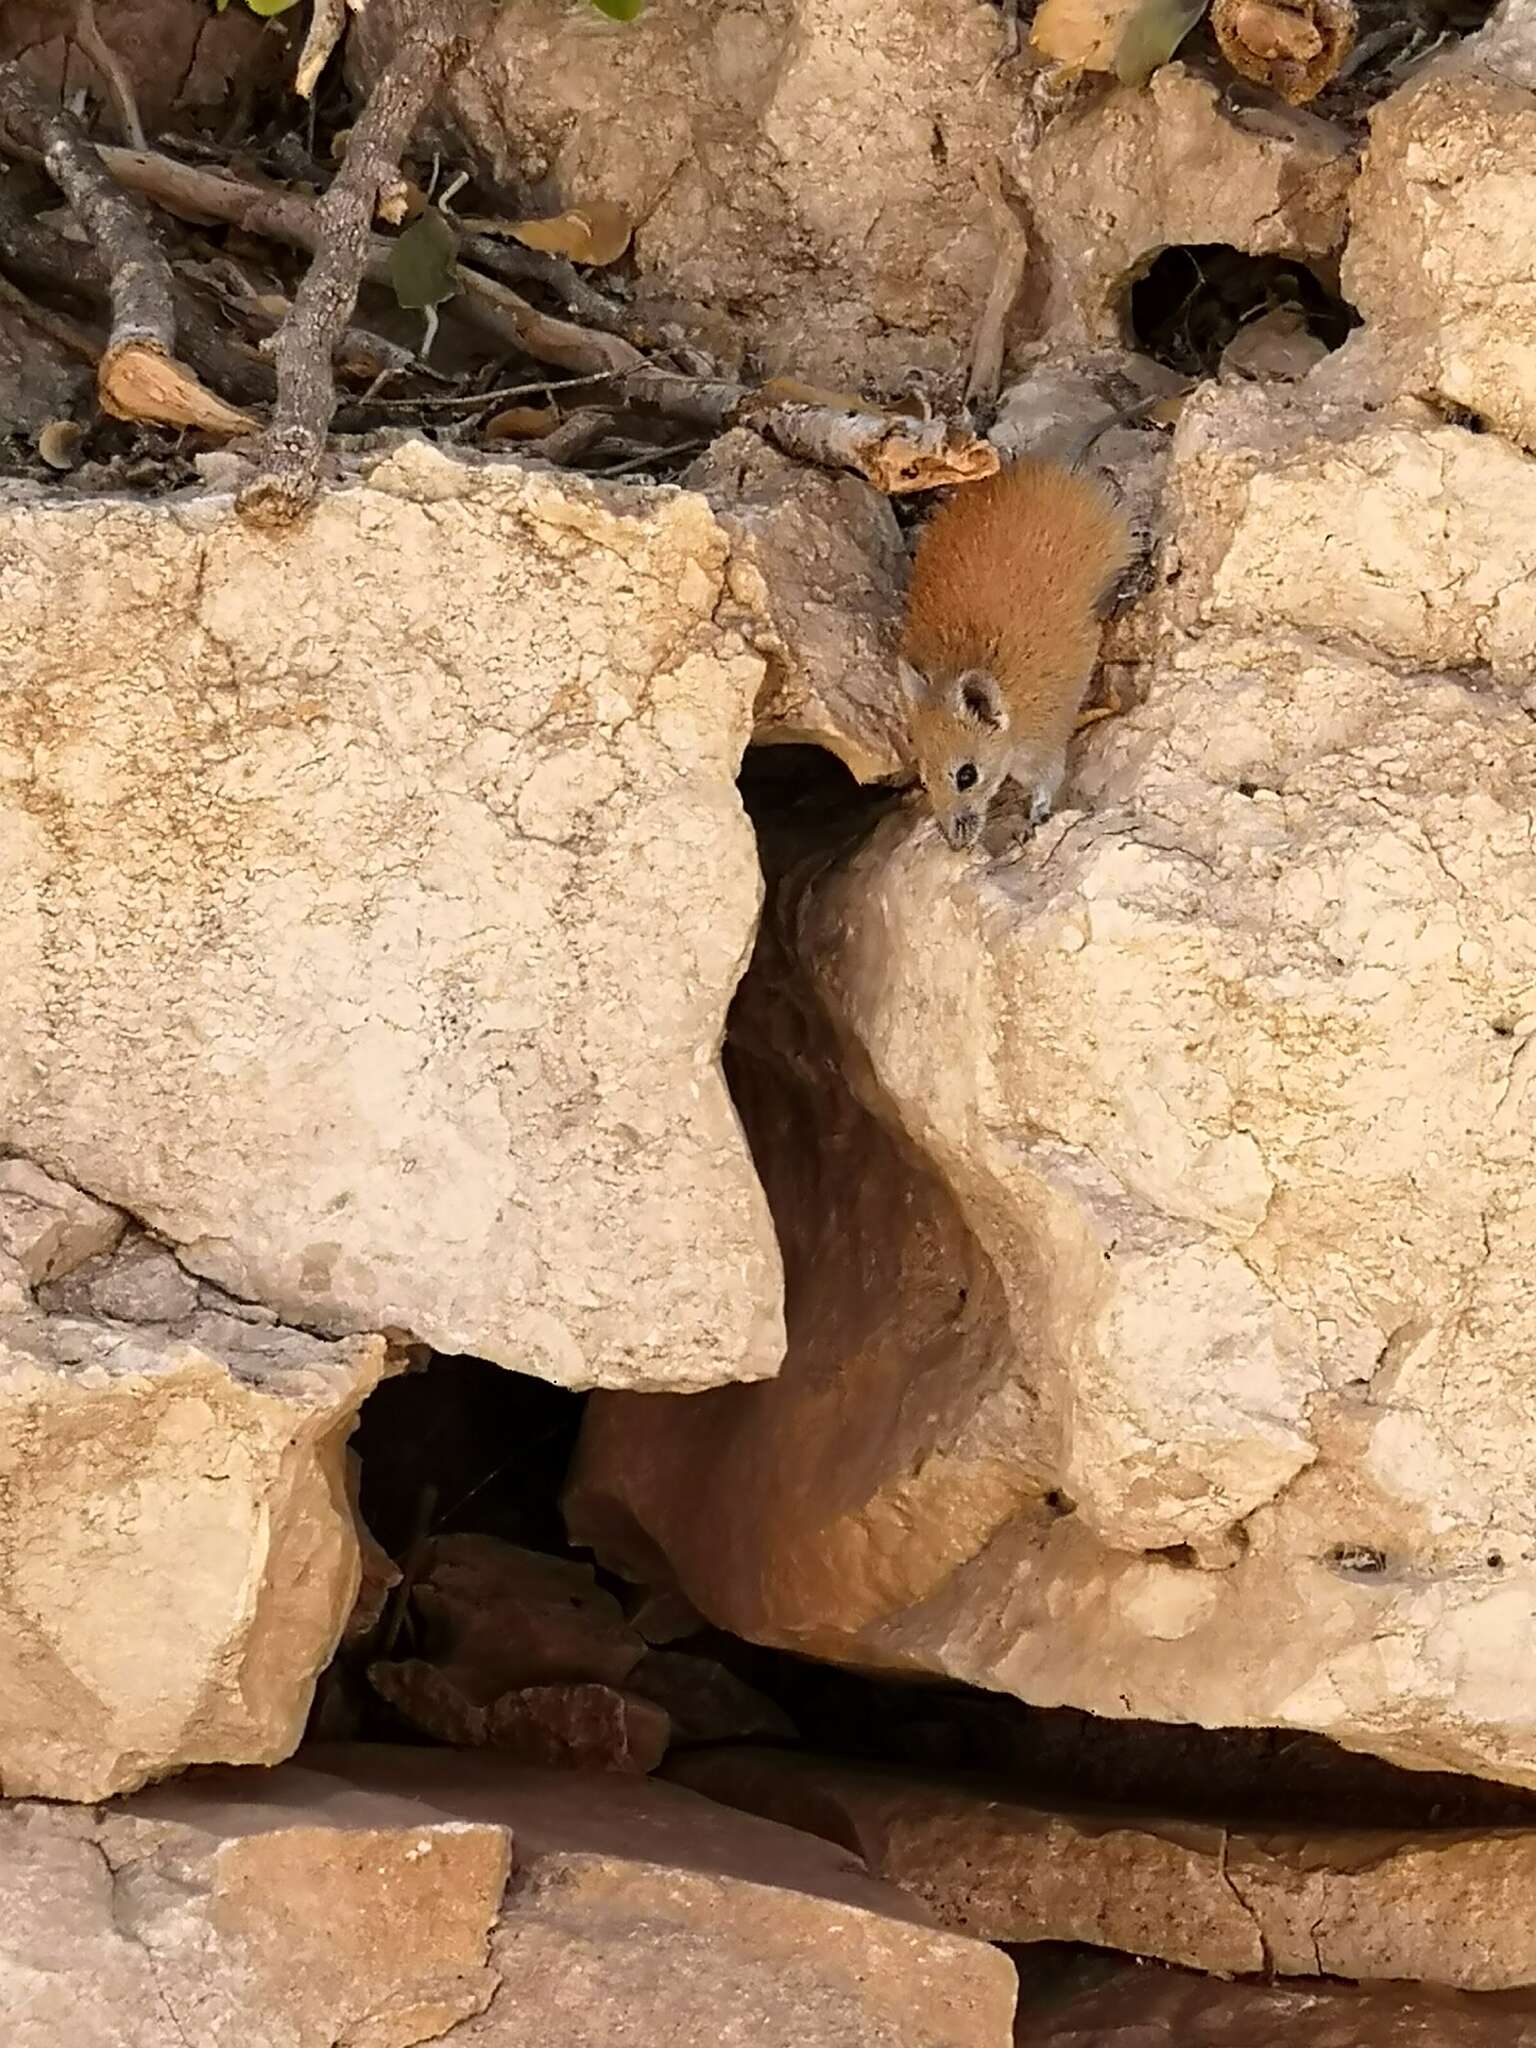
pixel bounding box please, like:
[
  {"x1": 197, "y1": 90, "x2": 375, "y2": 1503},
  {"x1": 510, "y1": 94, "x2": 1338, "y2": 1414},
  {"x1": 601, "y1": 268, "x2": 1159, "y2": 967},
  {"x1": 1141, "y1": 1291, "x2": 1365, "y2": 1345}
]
[
  {"x1": 674, "y1": 1749, "x2": 1536, "y2": 1990},
  {"x1": 568, "y1": 458, "x2": 1536, "y2": 1781},
  {"x1": 0, "y1": 1158, "x2": 124, "y2": 1288},
  {"x1": 0, "y1": 442, "x2": 782, "y2": 1392},
  {"x1": 1024, "y1": 1965, "x2": 1536, "y2": 2047},
  {"x1": 1343, "y1": 64, "x2": 1536, "y2": 450},
  {"x1": 37, "y1": 1228, "x2": 201, "y2": 1324},
  {"x1": 1164, "y1": 380, "x2": 1536, "y2": 681},
  {"x1": 0, "y1": 1747, "x2": 1018, "y2": 2047},
  {"x1": 0, "y1": 1300, "x2": 386, "y2": 1800},
  {"x1": 692, "y1": 431, "x2": 908, "y2": 782},
  {"x1": 404, "y1": 1535, "x2": 645, "y2": 1694},
  {"x1": 356, "y1": 0, "x2": 1020, "y2": 391},
  {"x1": 1025, "y1": 66, "x2": 1355, "y2": 344},
  {"x1": 370, "y1": 1662, "x2": 673, "y2": 1772}
]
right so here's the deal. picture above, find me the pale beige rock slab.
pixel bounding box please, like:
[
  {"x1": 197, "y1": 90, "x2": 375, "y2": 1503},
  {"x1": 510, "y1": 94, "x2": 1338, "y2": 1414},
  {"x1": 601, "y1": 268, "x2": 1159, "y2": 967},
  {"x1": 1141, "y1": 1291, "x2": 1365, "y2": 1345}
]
[
  {"x1": 569, "y1": 618, "x2": 1536, "y2": 1783},
  {"x1": 0, "y1": 1299, "x2": 386, "y2": 1800},
  {"x1": 1163, "y1": 381, "x2": 1536, "y2": 680},
  {"x1": 1344, "y1": 59, "x2": 1536, "y2": 450},
  {"x1": 0, "y1": 441, "x2": 782, "y2": 1392},
  {"x1": 1024, "y1": 65, "x2": 1355, "y2": 344},
  {"x1": 674, "y1": 1749, "x2": 1536, "y2": 1990},
  {"x1": 358, "y1": 0, "x2": 1020, "y2": 391},
  {"x1": 0, "y1": 1747, "x2": 1018, "y2": 2047}
]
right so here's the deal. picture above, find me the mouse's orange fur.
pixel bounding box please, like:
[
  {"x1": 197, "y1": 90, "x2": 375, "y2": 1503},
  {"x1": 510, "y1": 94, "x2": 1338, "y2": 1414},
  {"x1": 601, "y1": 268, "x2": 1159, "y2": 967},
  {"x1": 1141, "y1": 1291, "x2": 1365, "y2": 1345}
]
[{"x1": 899, "y1": 459, "x2": 1133, "y2": 849}]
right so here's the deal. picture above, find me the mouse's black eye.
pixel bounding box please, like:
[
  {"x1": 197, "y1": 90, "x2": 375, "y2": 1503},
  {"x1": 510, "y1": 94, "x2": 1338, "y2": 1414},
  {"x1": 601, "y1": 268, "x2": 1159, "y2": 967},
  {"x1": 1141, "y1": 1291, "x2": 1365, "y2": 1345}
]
[{"x1": 955, "y1": 763, "x2": 978, "y2": 792}]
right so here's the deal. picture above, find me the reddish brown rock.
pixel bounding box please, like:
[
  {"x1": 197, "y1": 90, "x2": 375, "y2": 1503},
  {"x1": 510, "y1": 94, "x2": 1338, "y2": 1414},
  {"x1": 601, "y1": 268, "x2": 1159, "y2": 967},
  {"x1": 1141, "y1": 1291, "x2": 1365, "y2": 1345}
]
[
  {"x1": 407, "y1": 1534, "x2": 644, "y2": 1694},
  {"x1": 672, "y1": 1748, "x2": 1536, "y2": 1991}
]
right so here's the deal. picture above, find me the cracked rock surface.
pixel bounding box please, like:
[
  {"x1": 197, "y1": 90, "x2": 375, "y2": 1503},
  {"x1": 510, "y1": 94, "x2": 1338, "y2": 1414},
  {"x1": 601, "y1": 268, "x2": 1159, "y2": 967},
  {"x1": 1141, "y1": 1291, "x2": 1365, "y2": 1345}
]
[
  {"x1": 673, "y1": 1748, "x2": 1536, "y2": 1990},
  {"x1": 0, "y1": 441, "x2": 783, "y2": 1392},
  {"x1": 0, "y1": 1746, "x2": 1018, "y2": 2047},
  {"x1": 569, "y1": 376, "x2": 1536, "y2": 1785},
  {"x1": 0, "y1": 1164, "x2": 385, "y2": 1801}
]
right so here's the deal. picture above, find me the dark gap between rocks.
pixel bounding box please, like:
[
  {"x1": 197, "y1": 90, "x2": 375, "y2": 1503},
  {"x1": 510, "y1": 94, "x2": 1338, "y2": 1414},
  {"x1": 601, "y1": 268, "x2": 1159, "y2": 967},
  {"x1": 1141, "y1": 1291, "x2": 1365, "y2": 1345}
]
[{"x1": 1128, "y1": 243, "x2": 1358, "y2": 379}]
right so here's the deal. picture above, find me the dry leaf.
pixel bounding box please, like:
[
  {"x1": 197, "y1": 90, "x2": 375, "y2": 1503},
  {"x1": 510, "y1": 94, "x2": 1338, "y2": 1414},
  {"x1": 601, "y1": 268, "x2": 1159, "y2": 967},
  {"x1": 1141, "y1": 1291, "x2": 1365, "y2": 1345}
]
[
  {"x1": 98, "y1": 343, "x2": 255, "y2": 436},
  {"x1": 1029, "y1": 0, "x2": 1142, "y2": 69},
  {"x1": 36, "y1": 420, "x2": 83, "y2": 471},
  {"x1": 388, "y1": 208, "x2": 460, "y2": 313},
  {"x1": 1115, "y1": 0, "x2": 1210, "y2": 84},
  {"x1": 485, "y1": 403, "x2": 561, "y2": 441},
  {"x1": 1211, "y1": 0, "x2": 1356, "y2": 102},
  {"x1": 757, "y1": 375, "x2": 874, "y2": 412},
  {"x1": 505, "y1": 200, "x2": 632, "y2": 268}
]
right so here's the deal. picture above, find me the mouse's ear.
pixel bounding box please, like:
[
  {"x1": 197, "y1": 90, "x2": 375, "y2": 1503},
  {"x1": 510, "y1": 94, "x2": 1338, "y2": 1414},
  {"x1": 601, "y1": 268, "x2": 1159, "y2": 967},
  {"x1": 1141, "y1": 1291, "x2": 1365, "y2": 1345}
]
[
  {"x1": 895, "y1": 658, "x2": 930, "y2": 710},
  {"x1": 954, "y1": 669, "x2": 1006, "y2": 732}
]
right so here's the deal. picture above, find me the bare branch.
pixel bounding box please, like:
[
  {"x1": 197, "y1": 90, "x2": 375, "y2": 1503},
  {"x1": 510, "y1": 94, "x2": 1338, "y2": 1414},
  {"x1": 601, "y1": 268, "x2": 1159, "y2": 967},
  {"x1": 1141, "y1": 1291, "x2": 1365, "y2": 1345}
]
[
  {"x1": 296, "y1": 0, "x2": 355, "y2": 101},
  {"x1": 0, "y1": 60, "x2": 172, "y2": 357},
  {"x1": 243, "y1": 0, "x2": 485, "y2": 523},
  {"x1": 73, "y1": 0, "x2": 146, "y2": 152},
  {"x1": 0, "y1": 60, "x2": 252, "y2": 433}
]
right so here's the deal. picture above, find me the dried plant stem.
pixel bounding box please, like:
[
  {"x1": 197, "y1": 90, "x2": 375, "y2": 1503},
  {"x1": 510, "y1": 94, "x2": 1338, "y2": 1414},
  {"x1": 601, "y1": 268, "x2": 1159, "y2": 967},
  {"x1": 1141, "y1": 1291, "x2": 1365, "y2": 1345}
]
[
  {"x1": 0, "y1": 60, "x2": 251, "y2": 431},
  {"x1": 241, "y1": 0, "x2": 480, "y2": 523},
  {"x1": 73, "y1": 0, "x2": 146, "y2": 152}
]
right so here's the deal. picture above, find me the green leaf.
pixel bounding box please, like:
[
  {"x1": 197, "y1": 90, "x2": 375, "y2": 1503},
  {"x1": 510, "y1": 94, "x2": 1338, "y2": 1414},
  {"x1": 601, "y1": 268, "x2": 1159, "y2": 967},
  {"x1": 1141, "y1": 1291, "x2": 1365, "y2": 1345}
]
[
  {"x1": 244, "y1": 0, "x2": 304, "y2": 14},
  {"x1": 586, "y1": 0, "x2": 645, "y2": 21},
  {"x1": 1114, "y1": 0, "x2": 1207, "y2": 84},
  {"x1": 389, "y1": 208, "x2": 461, "y2": 313}
]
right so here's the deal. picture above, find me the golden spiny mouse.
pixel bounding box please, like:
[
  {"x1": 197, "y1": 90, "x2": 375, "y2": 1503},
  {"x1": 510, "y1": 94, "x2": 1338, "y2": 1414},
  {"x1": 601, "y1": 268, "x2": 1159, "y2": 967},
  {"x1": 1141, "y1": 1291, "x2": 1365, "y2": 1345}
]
[{"x1": 898, "y1": 456, "x2": 1134, "y2": 851}]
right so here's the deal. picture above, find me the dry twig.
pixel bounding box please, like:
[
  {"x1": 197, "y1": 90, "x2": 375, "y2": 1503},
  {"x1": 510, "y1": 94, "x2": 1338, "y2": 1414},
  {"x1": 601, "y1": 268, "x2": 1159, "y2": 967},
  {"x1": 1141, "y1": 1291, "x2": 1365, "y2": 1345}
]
[
  {"x1": 31, "y1": 130, "x2": 993, "y2": 492},
  {"x1": 241, "y1": 0, "x2": 484, "y2": 523},
  {"x1": 0, "y1": 61, "x2": 251, "y2": 432},
  {"x1": 296, "y1": 0, "x2": 367, "y2": 101},
  {"x1": 72, "y1": 0, "x2": 146, "y2": 152}
]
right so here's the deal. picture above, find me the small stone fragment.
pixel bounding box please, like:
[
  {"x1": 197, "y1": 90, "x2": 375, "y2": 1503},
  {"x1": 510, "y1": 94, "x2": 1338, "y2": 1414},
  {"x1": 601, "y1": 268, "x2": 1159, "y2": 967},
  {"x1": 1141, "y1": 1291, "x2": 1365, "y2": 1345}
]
[
  {"x1": 0, "y1": 1158, "x2": 124, "y2": 1287},
  {"x1": 37, "y1": 1227, "x2": 200, "y2": 1323}
]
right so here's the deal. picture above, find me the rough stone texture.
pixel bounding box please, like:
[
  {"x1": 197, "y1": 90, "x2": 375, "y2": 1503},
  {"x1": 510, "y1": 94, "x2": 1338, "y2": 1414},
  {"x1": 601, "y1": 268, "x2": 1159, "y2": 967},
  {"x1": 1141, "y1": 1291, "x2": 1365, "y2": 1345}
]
[
  {"x1": 358, "y1": 0, "x2": 1021, "y2": 390},
  {"x1": 0, "y1": 1157, "x2": 124, "y2": 1288},
  {"x1": 0, "y1": 1747, "x2": 1018, "y2": 2047},
  {"x1": 1343, "y1": 63, "x2": 1536, "y2": 451},
  {"x1": 400, "y1": 1535, "x2": 645, "y2": 1694},
  {"x1": 370, "y1": 1663, "x2": 673, "y2": 1772},
  {"x1": 1025, "y1": 65, "x2": 1356, "y2": 344},
  {"x1": 1022, "y1": 1965, "x2": 1536, "y2": 2047},
  {"x1": 568, "y1": 383, "x2": 1536, "y2": 1785},
  {"x1": 0, "y1": 1281, "x2": 386, "y2": 1799},
  {"x1": 674, "y1": 1749, "x2": 1536, "y2": 1990},
  {"x1": 1165, "y1": 381, "x2": 1536, "y2": 680},
  {"x1": 37, "y1": 1228, "x2": 202, "y2": 1323},
  {"x1": 692, "y1": 431, "x2": 909, "y2": 782},
  {"x1": 0, "y1": 442, "x2": 783, "y2": 1392}
]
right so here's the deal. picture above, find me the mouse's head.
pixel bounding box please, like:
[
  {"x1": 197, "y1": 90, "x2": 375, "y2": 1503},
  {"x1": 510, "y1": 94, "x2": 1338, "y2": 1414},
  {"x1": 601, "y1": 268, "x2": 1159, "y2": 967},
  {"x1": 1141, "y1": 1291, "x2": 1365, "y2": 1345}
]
[{"x1": 897, "y1": 660, "x2": 1013, "y2": 851}]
